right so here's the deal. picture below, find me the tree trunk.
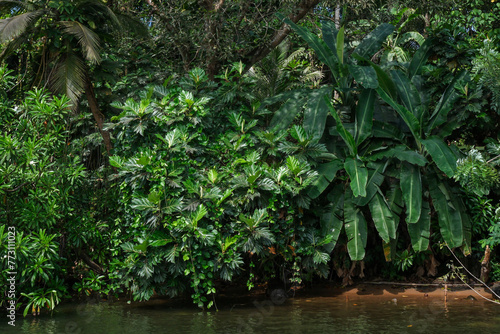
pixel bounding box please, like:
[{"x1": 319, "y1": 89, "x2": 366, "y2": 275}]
[
  {"x1": 334, "y1": 4, "x2": 341, "y2": 29},
  {"x1": 84, "y1": 73, "x2": 112, "y2": 156}
]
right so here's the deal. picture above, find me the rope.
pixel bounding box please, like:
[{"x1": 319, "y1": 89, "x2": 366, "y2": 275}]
[{"x1": 446, "y1": 245, "x2": 500, "y2": 304}]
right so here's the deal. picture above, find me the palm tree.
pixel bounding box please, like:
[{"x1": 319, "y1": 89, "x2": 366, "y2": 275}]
[{"x1": 0, "y1": 0, "x2": 147, "y2": 155}]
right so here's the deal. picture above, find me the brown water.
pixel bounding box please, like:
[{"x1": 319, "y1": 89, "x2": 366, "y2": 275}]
[{"x1": 2, "y1": 292, "x2": 500, "y2": 333}]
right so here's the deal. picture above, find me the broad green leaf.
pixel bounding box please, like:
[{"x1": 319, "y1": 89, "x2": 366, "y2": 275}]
[
  {"x1": 321, "y1": 205, "x2": 343, "y2": 252},
  {"x1": 348, "y1": 65, "x2": 378, "y2": 89},
  {"x1": 353, "y1": 23, "x2": 394, "y2": 59},
  {"x1": 429, "y1": 180, "x2": 463, "y2": 248},
  {"x1": 344, "y1": 197, "x2": 367, "y2": 261},
  {"x1": 408, "y1": 38, "x2": 434, "y2": 79},
  {"x1": 321, "y1": 20, "x2": 338, "y2": 54},
  {"x1": 372, "y1": 121, "x2": 405, "y2": 142},
  {"x1": 268, "y1": 91, "x2": 307, "y2": 131},
  {"x1": 391, "y1": 70, "x2": 421, "y2": 118},
  {"x1": 369, "y1": 192, "x2": 396, "y2": 242},
  {"x1": 426, "y1": 71, "x2": 466, "y2": 132},
  {"x1": 400, "y1": 163, "x2": 422, "y2": 224},
  {"x1": 303, "y1": 86, "x2": 332, "y2": 140},
  {"x1": 354, "y1": 163, "x2": 385, "y2": 206},
  {"x1": 376, "y1": 87, "x2": 421, "y2": 140},
  {"x1": 355, "y1": 88, "x2": 375, "y2": 145},
  {"x1": 407, "y1": 200, "x2": 430, "y2": 252},
  {"x1": 344, "y1": 157, "x2": 368, "y2": 197},
  {"x1": 308, "y1": 160, "x2": 343, "y2": 199},
  {"x1": 367, "y1": 60, "x2": 397, "y2": 100},
  {"x1": 368, "y1": 145, "x2": 427, "y2": 166},
  {"x1": 325, "y1": 97, "x2": 356, "y2": 154},
  {"x1": 421, "y1": 136, "x2": 457, "y2": 177},
  {"x1": 281, "y1": 15, "x2": 338, "y2": 74}
]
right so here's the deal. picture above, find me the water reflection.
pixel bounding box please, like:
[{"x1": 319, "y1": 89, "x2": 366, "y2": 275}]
[{"x1": 1, "y1": 294, "x2": 499, "y2": 334}]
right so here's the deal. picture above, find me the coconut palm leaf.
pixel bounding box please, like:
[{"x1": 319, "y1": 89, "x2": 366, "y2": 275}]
[
  {"x1": 0, "y1": 9, "x2": 43, "y2": 43},
  {"x1": 0, "y1": 0, "x2": 34, "y2": 12},
  {"x1": 50, "y1": 53, "x2": 86, "y2": 107},
  {"x1": 60, "y1": 21, "x2": 101, "y2": 64}
]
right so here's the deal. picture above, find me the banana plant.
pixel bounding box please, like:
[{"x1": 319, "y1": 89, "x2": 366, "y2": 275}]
[{"x1": 271, "y1": 17, "x2": 471, "y2": 260}]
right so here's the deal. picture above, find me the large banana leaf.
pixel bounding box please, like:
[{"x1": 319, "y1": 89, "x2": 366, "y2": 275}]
[
  {"x1": 407, "y1": 200, "x2": 430, "y2": 251},
  {"x1": 426, "y1": 71, "x2": 466, "y2": 133},
  {"x1": 281, "y1": 15, "x2": 338, "y2": 75},
  {"x1": 303, "y1": 86, "x2": 332, "y2": 140},
  {"x1": 325, "y1": 97, "x2": 356, "y2": 155},
  {"x1": 353, "y1": 23, "x2": 394, "y2": 59},
  {"x1": 355, "y1": 88, "x2": 375, "y2": 146},
  {"x1": 421, "y1": 136, "x2": 457, "y2": 177},
  {"x1": 336, "y1": 26, "x2": 345, "y2": 65},
  {"x1": 354, "y1": 163, "x2": 384, "y2": 206},
  {"x1": 408, "y1": 38, "x2": 434, "y2": 79},
  {"x1": 390, "y1": 70, "x2": 421, "y2": 119},
  {"x1": 348, "y1": 65, "x2": 378, "y2": 89},
  {"x1": 344, "y1": 197, "x2": 367, "y2": 261},
  {"x1": 344, "y1": 157, "x2": 368, "y2": 197},
  {"x1": 308, "y1": 159, "x2": 343, "y2": 199},
  {"x1": 369, "y1": 192, "x2": 396, "y2": 242},
  {"x1": 400, "y1": 163, "x2": 422, "y2": 224},
  {"x1": 429, "y1": 180, "x2": 463, "y2": 248},
  {"x1": 268, "y1": 90, "x2": 307, "y2": 131},
  {"x1": 372, "y1": 121, "x2": 405, "y2": 141},
  {"x1": 368, "y1": 145, "x2": 427, "y2": 166},
  {"x1": 321, "y1": 20, "x2": 338, "y2": 55},
  {"x1": 321, "y1": 204, "x2": 344, "y2": 252},
  {"x1": 376, "y1": 87, "x2": 421, "y2": 141}
]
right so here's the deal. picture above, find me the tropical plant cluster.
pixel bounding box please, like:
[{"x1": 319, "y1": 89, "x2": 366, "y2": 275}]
[{"x1": 1, "y1": 0, "x2": 499, "y2": 313}]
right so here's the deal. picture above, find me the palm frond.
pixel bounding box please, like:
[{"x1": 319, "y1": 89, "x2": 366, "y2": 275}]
[
  {"x1": 60, "y1": 21, "x2": 101, "y2": 64},
  {"x1": 50, "y1": 53, "x2": 86, "y2": 108},
  {"x1": 0, "y1": 9, "x2": 43, "y2": 43},
  {"x1": 0, "y1": 0, "x2": 34, "y2": 13}
]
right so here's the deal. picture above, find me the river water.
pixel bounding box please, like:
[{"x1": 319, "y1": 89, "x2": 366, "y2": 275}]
[{"x1": 2, "y1": 290, "x2": 500, "y2": 333}]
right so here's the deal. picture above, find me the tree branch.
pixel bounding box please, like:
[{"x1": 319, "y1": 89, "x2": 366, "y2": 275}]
[{"x1": 242, "y1": 0, "x2": 320, "y2": 75}]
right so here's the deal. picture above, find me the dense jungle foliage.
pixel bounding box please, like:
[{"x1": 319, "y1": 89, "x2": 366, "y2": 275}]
[{"x1": 1, "y1": 0, "x2": 499, "y2": 313}]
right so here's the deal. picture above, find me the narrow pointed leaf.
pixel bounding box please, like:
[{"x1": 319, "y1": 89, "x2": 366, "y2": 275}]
[
  {"x1": 421, "y1": 136, "x2": 457, "y2": 177},
  {"x1": 355, "y1": 88, "x2": 375, "y2": 145},
  {"x1": 407, "y1": 200, "x2": 430, "y2": 251},
  {"x1": 308, "y1": 159, "x2": 343, "y2": 199},
  {"x1": 344, "y1": 157, "x2": 368, "y2": 197},
  {"x1": 354, "y1": 163, "x2": 384, "y2": 206},
  {"x1": 369, "y1": 192, "x2": 396, "y2": 242},
  {"x1": 400, "y1": 163, "x2": 422, "y2": 224}
]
